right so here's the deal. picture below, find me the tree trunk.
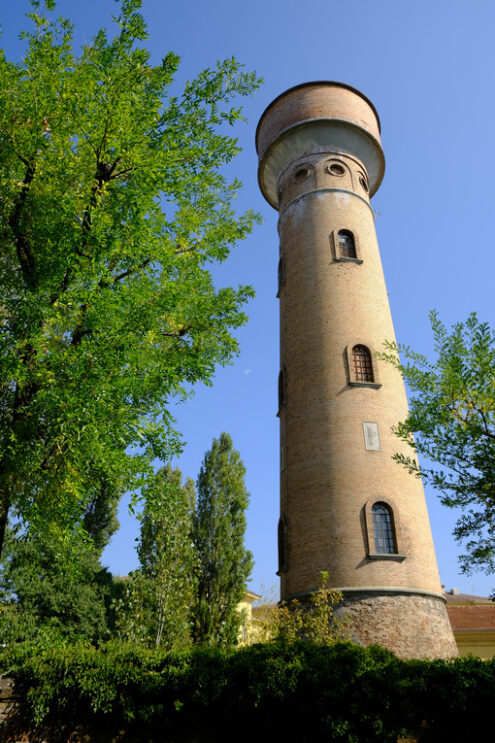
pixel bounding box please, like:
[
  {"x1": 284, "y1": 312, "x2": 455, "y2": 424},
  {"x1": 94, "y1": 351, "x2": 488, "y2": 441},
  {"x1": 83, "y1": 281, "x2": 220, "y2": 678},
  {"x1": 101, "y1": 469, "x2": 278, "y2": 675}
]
[{"x1": 0, "y1": 492, "x2": 10, "y2": 560}]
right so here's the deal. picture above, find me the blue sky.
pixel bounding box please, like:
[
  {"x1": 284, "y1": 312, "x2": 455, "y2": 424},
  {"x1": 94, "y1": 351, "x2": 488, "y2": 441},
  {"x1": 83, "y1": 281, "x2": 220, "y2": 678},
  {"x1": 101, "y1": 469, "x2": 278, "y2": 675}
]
[{"x1": 3, "y1": 0, "x2": 495, "y2": 597}]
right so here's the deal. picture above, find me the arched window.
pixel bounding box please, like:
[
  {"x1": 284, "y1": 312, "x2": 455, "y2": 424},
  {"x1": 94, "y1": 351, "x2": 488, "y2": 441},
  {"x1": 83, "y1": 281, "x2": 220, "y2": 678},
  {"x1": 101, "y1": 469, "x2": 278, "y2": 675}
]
[
  {"x1": 277, "y1": 516, "x2": 288, "y2": 573},
  {"x1": 338, "y1": 229, "x2": 356, "y2": 259},
  {"x1": 278, "y1": 366, "x2": 287, "y2": 411},
  {"x1": 352, "y1": 345, "x2": 373, "y2": 382},
  {"x1": 332, "y1": 228, "x2": 362, "y2": 263},
  {"x1": 372, "y1": 502, "x2": 397, "y2": 554}
]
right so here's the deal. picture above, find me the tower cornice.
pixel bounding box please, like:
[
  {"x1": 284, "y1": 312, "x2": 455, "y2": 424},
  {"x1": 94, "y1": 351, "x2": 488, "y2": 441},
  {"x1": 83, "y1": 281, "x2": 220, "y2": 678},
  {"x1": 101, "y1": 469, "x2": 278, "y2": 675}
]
[
  {"x1": 255, "y1": 81, "x2": 382, "y2": 147},
  {"x1": 256, "y1": 82, "x2": 385, "y2": 208}
]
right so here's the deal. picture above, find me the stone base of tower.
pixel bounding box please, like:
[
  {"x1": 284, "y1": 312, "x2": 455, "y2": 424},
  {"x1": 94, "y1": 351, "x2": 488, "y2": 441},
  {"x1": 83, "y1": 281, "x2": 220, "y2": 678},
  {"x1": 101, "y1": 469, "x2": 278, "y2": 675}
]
[{"x1": 335, "y1": 590, "x2": 458, "y2": 659}]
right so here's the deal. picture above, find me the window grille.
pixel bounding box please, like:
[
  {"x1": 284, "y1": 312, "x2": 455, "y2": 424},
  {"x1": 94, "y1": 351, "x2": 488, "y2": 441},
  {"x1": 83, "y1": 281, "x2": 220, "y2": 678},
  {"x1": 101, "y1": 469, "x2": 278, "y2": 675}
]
[
  {"x1": 372, "y1": 503, "x2": 396, "y2": 554},
  {"x1": 338, "y1": 230, "x2": 356, "y2": 258},
  {"x1": 352, "y1": 345, "x2": 373, "y2": 382}
]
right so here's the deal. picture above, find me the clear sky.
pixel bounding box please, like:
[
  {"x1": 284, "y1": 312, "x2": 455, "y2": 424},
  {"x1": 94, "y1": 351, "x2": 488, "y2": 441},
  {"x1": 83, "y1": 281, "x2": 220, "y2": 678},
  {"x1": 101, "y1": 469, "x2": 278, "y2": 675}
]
[{"x1": 3, "y1": 0, "x2": 495, "y2": 597}]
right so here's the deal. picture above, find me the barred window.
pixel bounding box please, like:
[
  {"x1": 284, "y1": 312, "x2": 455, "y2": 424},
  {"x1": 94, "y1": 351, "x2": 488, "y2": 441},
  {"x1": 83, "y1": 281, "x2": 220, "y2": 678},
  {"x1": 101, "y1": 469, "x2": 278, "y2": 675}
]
[
  {"x1": 338, "y1": 229, "x2": 356, "y2": 259},
  {"x1": 352, "y1": 345, "x2": 373, "y2": 382},
  {"x1": 372, "y1": 503, "x2": 396, "y2": 554}
]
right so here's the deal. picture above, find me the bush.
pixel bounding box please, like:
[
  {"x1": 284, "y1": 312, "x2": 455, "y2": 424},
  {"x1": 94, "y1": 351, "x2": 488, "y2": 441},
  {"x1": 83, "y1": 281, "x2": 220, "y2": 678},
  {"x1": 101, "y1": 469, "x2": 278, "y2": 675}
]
[{"x1": 0, "y1": 640, "x2": 494, "y2": 742}]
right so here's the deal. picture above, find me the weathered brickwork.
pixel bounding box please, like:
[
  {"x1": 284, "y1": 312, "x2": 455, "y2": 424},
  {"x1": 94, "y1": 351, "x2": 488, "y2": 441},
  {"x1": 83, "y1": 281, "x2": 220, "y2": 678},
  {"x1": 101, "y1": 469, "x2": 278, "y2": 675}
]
[
  {"x1": 337, "y1": 592, "x2": 458, "y2": 659},
  {"x1": 256, "y1": 82, "x2": 458, "y2": 659}
]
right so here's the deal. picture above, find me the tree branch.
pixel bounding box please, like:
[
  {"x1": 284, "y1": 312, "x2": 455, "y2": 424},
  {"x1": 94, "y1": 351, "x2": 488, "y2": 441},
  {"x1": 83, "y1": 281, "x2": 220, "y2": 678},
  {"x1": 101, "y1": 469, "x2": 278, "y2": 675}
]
[
  {"x1": 174, "y1": 241, "x2": 203, "y2": 255},
  {"x1": 162, "y1": 326, "x2": 191, "y2": 339},
  {"x1": 8, "y1": 160, "x2": 37, "y2": 289},
  {"x1": 110, "y1": 167, "x2": 133, "y2": 180},
  {"x1": 471, "y1": 402, "x2": 495, "y2": 440},
  {"x1": 110, "y1": 258, "x2": 151, "y2": 284},
  {"x1": 51, "y1": 157, "x2": 122, "y2": 304},
  {"x1": 71, "y1": 302, "x2": 92, "y2": 347}
]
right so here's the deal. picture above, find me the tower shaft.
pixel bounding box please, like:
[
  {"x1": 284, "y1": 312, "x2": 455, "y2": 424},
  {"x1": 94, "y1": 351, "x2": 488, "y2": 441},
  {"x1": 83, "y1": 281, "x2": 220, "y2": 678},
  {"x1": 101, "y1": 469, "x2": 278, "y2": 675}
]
[{"x1": 257, "y1": 82, "x2": 457, "y2": 659}]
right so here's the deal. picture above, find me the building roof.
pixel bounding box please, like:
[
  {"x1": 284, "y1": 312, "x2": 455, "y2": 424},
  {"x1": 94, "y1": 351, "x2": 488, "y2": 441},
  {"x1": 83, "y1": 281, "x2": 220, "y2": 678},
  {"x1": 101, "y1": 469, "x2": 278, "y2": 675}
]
[
  {"x1": 444, "y1": 589, "x2": 493, "y2": 604},
  {"x1": 447, "y1": 605, "x2": 495, "y2": 632},
  {"x1": 444, "y1": 589, "x2": 495, "y2": 632}
]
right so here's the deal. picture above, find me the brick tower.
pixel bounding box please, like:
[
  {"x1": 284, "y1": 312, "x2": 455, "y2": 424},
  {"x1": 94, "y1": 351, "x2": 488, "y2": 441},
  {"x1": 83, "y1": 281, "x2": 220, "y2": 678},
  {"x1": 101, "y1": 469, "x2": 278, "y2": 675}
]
[{"x1": 256, "y1": 82, "x2": 457, "y2": 659}]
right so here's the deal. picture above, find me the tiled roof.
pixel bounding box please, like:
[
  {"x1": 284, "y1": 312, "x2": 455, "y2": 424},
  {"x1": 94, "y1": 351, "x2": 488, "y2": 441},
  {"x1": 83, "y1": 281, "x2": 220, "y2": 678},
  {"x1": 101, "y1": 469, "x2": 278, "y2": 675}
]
[
  {"x1": 444, "y1": 590, "x2": 493, "y2": 604},
  {"x1": 447, "y1": 605, "x2": 495, "y2": 631}
]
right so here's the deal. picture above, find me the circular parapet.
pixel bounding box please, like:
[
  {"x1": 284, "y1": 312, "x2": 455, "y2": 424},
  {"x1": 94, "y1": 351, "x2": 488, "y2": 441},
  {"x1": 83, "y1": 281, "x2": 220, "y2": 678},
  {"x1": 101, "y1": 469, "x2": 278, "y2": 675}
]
[{"x1": 256, "y1": 82, "x2": 385, "y2": 209}]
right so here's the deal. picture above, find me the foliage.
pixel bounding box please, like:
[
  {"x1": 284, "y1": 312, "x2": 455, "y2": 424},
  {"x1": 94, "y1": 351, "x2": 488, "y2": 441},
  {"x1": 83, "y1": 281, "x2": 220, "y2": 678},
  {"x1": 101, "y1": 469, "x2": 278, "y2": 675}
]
[
  {"x1": 192, "y1": 432, "x2": 253, "y2": 647},
  {"x1": 1, "y1": 640, "x2": 495, "y2": 742},
  {"x1": 80, "y1": 475, "x2": 121, "y2": 556},
  {"x1": 0, "y1": 0, "x2": 261, "y2": 556},
  {"x1": 115, "y1": 466, "x2": 196, "y2": 650},
  {"x1": 382, "y1": 311, "x2": 495, "y2": 575},
  {"x1": 0, "y1": 525, "x2": 115, "y2": 646},
  {"x1": 275, "y1": 571, "x2": 348, "y2": 644}
]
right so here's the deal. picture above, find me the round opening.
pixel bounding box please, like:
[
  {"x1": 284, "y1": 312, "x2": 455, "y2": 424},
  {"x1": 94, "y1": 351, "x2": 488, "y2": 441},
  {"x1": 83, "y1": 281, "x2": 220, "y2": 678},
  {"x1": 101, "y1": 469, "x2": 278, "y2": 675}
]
[
  {"x1": 293, "y1": 166, "x2": 310, "y2": 184},
  {"x1": 359, "y1": 175, "x2": 369, "y2": 192},
  {"x1": 328, "y1": 162, "x2": 345, "y2": 176}
]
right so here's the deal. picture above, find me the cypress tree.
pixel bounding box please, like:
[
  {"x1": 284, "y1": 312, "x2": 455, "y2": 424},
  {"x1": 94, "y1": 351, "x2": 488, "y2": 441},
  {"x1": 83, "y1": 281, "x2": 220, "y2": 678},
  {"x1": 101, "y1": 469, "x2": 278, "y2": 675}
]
[{"x1": 192, "y1": 433, "x2": 253, "y2": 646}]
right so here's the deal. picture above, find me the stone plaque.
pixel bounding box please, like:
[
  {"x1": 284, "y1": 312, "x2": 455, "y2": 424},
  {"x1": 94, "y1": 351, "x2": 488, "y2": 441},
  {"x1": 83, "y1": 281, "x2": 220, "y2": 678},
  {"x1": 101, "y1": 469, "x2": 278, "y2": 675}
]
[{"x1": 363, "y1": 421, "x2": 381, "y2": 451}]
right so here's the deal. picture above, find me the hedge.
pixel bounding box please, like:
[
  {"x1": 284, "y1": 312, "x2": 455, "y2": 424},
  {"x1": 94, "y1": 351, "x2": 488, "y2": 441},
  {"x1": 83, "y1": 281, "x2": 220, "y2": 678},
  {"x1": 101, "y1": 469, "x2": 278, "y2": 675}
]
[{"x1": 0, "y1": 640, "x2": 494, "y2": 741}]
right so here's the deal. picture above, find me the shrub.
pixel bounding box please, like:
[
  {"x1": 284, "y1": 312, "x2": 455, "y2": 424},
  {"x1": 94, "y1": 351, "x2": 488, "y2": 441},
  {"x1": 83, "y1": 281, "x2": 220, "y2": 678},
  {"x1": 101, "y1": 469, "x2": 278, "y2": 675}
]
[{"x1": 1, "y1": 641, "x2": 494, "y2": 742}]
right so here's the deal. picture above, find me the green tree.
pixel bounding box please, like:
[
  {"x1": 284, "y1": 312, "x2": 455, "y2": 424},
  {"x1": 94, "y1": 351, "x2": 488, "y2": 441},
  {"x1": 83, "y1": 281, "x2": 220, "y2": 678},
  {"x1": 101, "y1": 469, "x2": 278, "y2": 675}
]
[
  {"x1": 0, "y1": 524, "x2": 115, "y2": 645},
  {"x1": 0, "y1": 460, "x2": 120, "y2": 646},
  {"x1": 192, "y1": 432, "x2": 253, "y2": 647},
  {"x1": 80, "y1": 475, "x2": 121, "y2": 557},
  {"x1": 116, "y1": 465, "x2": 196, "y2": 650},
  {"x1": 0, "y1": 0, "x2": 261, "y2": 557},
  {"x1": 383, "y1": 311, "x2": 495, "y2": 575}
]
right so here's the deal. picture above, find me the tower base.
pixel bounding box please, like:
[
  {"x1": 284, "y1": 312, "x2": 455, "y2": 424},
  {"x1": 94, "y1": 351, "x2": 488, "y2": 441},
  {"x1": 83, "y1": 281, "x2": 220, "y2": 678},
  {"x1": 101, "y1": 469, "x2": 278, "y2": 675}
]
[{"x1": 335, "y1": 590, "x2": 458, "y2": 659}]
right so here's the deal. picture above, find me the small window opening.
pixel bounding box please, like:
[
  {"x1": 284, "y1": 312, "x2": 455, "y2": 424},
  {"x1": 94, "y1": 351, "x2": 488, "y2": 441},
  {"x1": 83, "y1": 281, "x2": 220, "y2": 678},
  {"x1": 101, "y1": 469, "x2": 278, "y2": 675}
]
[
  {"x1": 352, "y1": 345, "x2": 373, "y2": 382},
  {"x1": 372, "y1": 503, "x2": 397, "y2": 554},
  {"x1": 338, "y1": 230, "x2": 356, "y2": 259},
  {"x1": 359, "y1": 174, "x2": 369, "y2": 193},
  {"x1": 293, "y1": 166, "x2": 310, "y2": 184},
  {"x1": 278, "y1": 516, "x2": 288, "y2": 573},
  {"x1": 277, "y1": 256, "x2": 284, "y2": 296},
  {"x1": 328, "y1": 162, "x2": 345, "y2": 176},
  {"x1": 278, "y1": 366, "x2": 287, "y2": 410}
]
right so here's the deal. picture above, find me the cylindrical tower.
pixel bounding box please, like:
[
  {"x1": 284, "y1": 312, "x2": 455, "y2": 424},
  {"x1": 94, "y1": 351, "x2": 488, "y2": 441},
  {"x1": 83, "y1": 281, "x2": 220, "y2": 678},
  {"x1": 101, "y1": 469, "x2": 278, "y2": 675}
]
[{"x1": 256, "y1": 82, "x2": 457, "y2": 659}]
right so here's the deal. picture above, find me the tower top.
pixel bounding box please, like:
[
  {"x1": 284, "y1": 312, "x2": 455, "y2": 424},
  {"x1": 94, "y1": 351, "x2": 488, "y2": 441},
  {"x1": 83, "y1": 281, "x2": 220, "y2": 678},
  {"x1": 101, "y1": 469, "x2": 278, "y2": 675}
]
[{"x1": 256, "y1": 81, "x2": 385, "y2": 208}]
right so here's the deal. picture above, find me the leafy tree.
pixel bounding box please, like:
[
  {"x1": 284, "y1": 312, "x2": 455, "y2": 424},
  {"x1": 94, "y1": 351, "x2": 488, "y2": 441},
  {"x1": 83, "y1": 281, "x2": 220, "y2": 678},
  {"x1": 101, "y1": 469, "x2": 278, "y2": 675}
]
[
  {"x1": 0, "y1": 0, "x2": 261, "y2": 556},
  {"x1": 0, "y1": 460, "x2": 120, "y2": 645},
  {"x1": 80, "y1": 476, "x2": 121, "y2": 557},
  {"x1": 252, "y1": 572, "x2": 347, "y2": 645},
  {"x1": 192, "y1": 432, "x2": 253, "y2": 647},
  {"x1": 383, "y1": 311, "x2": 495, "y2": 575},
  {"x1": 0, "y1": 524, "x2": 115, "y2": 645},
  {"x1": 116, "y1": 465, "x2": 196, "y2": 650},
  {"x1": 275, "y1": 572, "x2": 347, "y2": 644}
]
